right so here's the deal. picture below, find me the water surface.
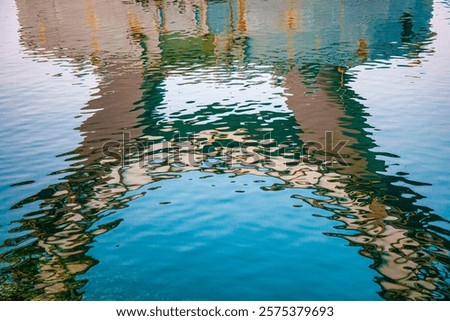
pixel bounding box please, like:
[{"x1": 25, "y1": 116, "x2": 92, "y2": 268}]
[{"x1": 0, "y1": 0, "x2": 449, "y2": 300}]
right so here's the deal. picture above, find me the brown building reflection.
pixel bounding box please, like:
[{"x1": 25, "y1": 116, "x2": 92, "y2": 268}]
[{"x1": 2, "y1": 0, "x2": 447, "y2": 300}]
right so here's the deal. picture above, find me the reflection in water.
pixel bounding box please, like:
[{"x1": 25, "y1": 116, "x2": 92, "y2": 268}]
[{"x1": 0, "y1": 0, "x2": 449, "y2": 300}]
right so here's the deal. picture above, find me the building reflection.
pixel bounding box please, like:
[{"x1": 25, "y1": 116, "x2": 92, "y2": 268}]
[{"x1": 1, "y1": 0, "x2": 447, "y2": 300}]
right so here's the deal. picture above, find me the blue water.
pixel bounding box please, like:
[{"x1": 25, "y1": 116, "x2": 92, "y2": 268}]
[
  {"x1": 83, "y1": 172, "x2": 379, "y2": 300},
  {"x1": 0, "y1": 0, "x2": 449, "y2": 300}
]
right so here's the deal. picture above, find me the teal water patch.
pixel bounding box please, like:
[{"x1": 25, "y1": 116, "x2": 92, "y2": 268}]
[{"x1": 82, "y1": 172, "x2": 379, "y2": 300}]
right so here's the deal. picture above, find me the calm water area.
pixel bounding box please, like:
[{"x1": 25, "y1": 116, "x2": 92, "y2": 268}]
[{"x1": 0, "y1": 0, "x2": 449, "y2": 300}]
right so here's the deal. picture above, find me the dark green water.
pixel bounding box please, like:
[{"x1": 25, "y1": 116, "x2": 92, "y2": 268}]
[{"x1": 0, "y1": 0, "x2": 449, "y2": 300}]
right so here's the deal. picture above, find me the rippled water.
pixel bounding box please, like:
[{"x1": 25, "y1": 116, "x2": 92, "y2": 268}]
[{"x1": 0, "y1": 0, "x2": 449, "y2": 300}]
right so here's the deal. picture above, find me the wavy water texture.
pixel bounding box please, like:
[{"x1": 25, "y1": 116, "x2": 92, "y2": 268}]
[{"x1": 0, "y1": 0, "x2": 449, "y2": 300}]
